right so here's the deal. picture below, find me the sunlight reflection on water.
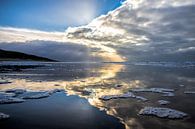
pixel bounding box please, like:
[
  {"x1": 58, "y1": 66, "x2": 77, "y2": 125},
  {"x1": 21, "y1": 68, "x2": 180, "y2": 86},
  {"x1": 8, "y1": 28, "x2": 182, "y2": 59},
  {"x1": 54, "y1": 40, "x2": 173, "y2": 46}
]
[{"x1": 0, "y1": 62, "x2": 195, "y2": 129}]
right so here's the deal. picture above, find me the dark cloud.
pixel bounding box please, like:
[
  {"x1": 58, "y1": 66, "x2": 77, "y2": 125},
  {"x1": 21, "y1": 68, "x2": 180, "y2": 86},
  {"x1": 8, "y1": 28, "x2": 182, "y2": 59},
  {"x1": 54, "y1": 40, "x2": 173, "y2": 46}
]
[
  {"x1": 65, "y1": 0, "x2": 195, "y2": 61},
  {"x1": 0, "y1": 0, "x2": 195, "y2": 62},
  {"x1": 0, "y1": 40, "x2": 101, "y2": 62}
]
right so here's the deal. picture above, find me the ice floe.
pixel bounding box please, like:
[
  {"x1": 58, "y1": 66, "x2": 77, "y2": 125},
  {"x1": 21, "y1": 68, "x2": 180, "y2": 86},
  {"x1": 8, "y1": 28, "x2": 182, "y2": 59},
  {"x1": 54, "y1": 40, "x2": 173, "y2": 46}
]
[
  {"x1": 0, "y1": 80, "x2": 11, "y2": 84},
  {"x1": 158, "y1": 100, "x2": 170, "y2": 105},
  {"x1": 184, "y1": 91, "x2": 195, "y2": 94},
  {"x1": 0, "y1": 92, "x2": 16, "y2": 98},
  {"x1": 21, "y1": 89, "x2": 64, "y2": 99},
  {"x1": 5, "y1": 89, "x2": 26, "y2": 94},
  {"x1": 0, "y1": 92, "x2": 24, "y2": 104},
  {"x1": 99, "y1": 92, "x2": 147, "y2": 101},
  {"x1": 0, "y1": 112, "x2": 10, "y2": 120},
  {"x1": 139, "y1": 107, "x2": 188, "y2": 119},
  {"x1": 179, "y1": 84, "x2": 185, "y2": 87},
  {"x1": 0, "y1": 97, "x2": 25, "y2": 104},
  {"x1": 130, "y1": 62, "x2": 195, "y2": 68},
  {"x1": 0, "y1": 89, "x2": 64, "y2": 104},
  {"x1": 131, "y1": 88, "x2": 175, "y2": 96},
  {"x1": 21, "y1": 92, "x2": 51, "y2": 99}
]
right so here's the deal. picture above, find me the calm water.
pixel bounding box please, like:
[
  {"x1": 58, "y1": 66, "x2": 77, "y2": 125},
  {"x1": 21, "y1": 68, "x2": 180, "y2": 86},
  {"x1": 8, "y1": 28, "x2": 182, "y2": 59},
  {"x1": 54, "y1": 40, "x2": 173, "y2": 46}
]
[{"x1": 0, "y1": 61, "x2": 195, "y2": 129}]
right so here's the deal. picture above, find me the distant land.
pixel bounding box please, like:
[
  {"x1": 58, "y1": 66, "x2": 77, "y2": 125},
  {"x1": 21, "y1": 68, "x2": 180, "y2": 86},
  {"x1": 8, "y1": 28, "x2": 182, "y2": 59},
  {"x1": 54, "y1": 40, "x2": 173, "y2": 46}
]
[{"x1": 0, "y1": 49, "x2": 56, "y2": 62}]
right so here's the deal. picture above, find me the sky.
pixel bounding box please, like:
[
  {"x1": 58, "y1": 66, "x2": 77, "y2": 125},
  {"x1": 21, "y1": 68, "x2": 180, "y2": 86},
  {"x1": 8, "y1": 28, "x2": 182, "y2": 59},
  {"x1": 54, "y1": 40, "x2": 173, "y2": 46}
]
[
  {"x1": 0, "y1": 0, "x2": 195, "y2": 62},
  {"x1": 0, "y1": 0, "x2": 125, "y2": 31}
]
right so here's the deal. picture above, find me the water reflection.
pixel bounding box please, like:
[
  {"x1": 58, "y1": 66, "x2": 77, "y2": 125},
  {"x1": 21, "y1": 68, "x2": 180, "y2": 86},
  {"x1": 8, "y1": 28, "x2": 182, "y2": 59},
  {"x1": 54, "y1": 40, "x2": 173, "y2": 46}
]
[{"x1": 0, "y1": 62, "x2": 195, "y2": 129}]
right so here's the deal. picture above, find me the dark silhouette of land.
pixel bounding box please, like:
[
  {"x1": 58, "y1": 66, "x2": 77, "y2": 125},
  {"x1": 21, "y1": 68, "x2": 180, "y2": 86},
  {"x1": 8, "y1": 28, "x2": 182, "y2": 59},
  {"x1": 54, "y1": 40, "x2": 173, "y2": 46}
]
[{"x1": 0, "y1": 49, "x2": 56, "y2": 61}]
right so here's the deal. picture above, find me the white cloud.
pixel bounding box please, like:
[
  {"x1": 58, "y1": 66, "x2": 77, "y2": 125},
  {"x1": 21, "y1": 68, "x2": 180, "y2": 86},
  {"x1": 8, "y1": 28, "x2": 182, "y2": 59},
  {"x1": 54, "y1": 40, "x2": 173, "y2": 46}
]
[
  {"x1": 0, "y1": 26, "x2": 125, "y2": 62},
  {"x1": 65, "y1": 0, "x2": 195, "y2": 44},
  {"x1": 64, "y1": 0, "x2": 195, "y2": 61},
  {"x1": 0, "y1": 27, "x2": 64, "y2": 43}
]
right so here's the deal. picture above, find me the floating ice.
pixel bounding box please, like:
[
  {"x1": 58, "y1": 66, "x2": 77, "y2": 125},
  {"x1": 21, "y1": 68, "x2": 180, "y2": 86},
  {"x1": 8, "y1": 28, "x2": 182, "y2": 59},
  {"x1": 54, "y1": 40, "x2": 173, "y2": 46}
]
[
  {"x1": 184, "y1": 91, "x2": 195, "y2": 94},
  {"x1": 132, "y1": 88, "x2": 174, "y2": 92},
  {"x1": 0, "y1": 92, "x2": 16, "y2": 98},
  {"x1": 5, "y1": 89, "x2": 26, "y2": 94},
  {"x1": 131, "y1": 88, "x2": 175, "y2": 96},
  {"x1": 21, "y1": 92, "x2": 51, "y2": 99},
  {"x1": 99, "y1": 92, "x2": 147, "y2": 101},
  {"x1": 0, "y1": 80, "x2": 11, "y2": 84},
  {"x1": 131, "y1": 62, "x2": 195, "y2": 68},
  {"x1": 179, "y1": 84, "x2": 185, "y2": 87},
  {"x1": 0, "y1": 112, "x2": 10, "y2": 120},
  {"x1": 21, "y1": 89, "x2": 64, "y2": 99},
  {"x1": 162, "y1": 92, "x2": 175, "y2": 97},
  {"x1": 0, "y1": 97, "x2": 25, "y2": 104},
  {"x1": 135, "y1": 96, "x2": 148, "y2": 101},
  {"x1": 158, "y1": 100, "x2": 170, "y2": 105},
  {"x1": 139, "y1": 107, "x2": 188, "y2": 119}
]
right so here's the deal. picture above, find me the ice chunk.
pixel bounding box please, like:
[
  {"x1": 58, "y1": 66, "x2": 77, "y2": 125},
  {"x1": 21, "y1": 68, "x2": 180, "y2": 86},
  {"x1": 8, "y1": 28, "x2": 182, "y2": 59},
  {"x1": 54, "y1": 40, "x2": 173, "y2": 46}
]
[
  {"x1": 162, "y1": 92, "x2": 175, "y2": 97},
  {"x1": 179, "y1": 84, "x2": 185, "y2": 87},
  {"x1": 0, "y1": 112, "x2": 10, "y2": 120},
  {"x1": 139, "y1": 107, "x2": 187, "y2": 119},
  {"x1": 131, "y1": 88, "x2": 175, "y2": 96},
  {"x1": 5, "y1": 89, "x2": 26, "y2": 94},
  {"x1": 135, "y1": 96, "x2": 148, "y2": 101},
  {"x1": 99, "y1": 92, "x2": 147, "y2": 101},
  {"x1": 158, "y1": 100, "x2": 170, "y2": 105},
  {"x1": 132, "y1": 88, "x2": 174, "y2": 92},
  {"x1": 184, "y1": 91, "x2": 195, "y2": 94},
  {"x1": 0, "y1": 97, "x2": 25, "y2": 104},
  {"x1": 21, "y1": 92, "x2": 51, "y2": 99},
  {"x1": 20, "y1": 89, "x2": 64, "y2": 99},
  {"x1": 0, "y1": 80, "x2": 11, "y2": 84},
  {"x1": 0, "y1": 92, "x2": 16, "y2": 98}
]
